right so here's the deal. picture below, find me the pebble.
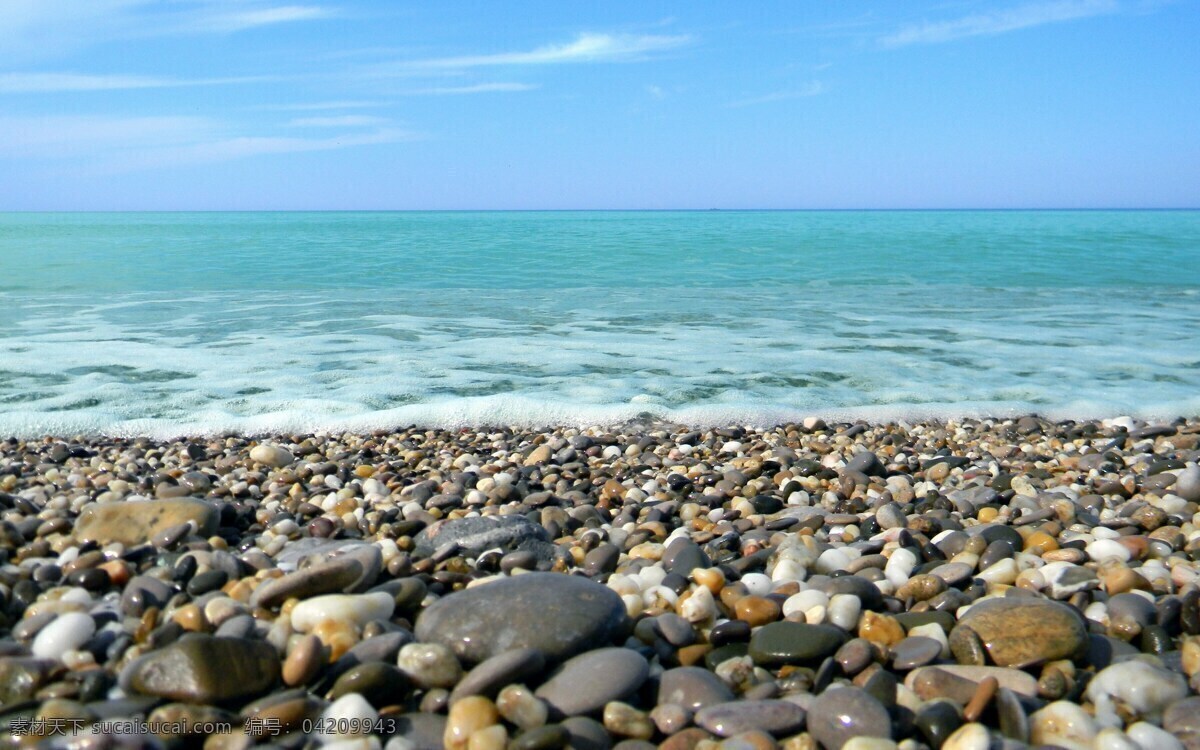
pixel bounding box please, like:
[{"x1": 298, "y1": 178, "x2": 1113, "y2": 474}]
[
  {"x1": 1029, "y1": 700, "x2": 1097, "y2": 750},
  {"x1": 291, "y1": 592, "x2": 396, "y2": 632},
  {"x1": 74, "y1": 497, "x2": 219, "y2": 545},
  {"x1": 948, "y1": 597, "x2": 1086, "y2": 667},
  {"x1": 658, "y1": 666, "x2": 736, "y2": 710},
  {"x1": 808, "y1": 686, "x2": 892, "y2": 749},
  {"x1": 125, "y1": 634, "x2": 281, "y2": 704},
  {"x1": 250, "y1": 554, "x2": 370, "y2": 608},
  {"x1": 748, "y1": 622, "x2": 848, "y2": 667},
  {"x1": 249, "y1": 443, "x2": 294, "y2": 467},
  {"x1": 535, "y1": 647, "x2": 649, "y2": 716},
  {"x1": 397, "y1": 643, "x2": 463, "y2": 689},
  {"x1": 31, "y1": 612, "x2": 95, "y2": 661},
  {"x1": 694, "y1": 700, "x2": 806, "y2": 738},
  {"x1": 415, "y1": 573, "x2": 627, "y2": 663},
  {"x1": 445, "y1": 696, "x2": 499, "y2": 750},
  {"x1": 449, "y1": 647, "x2": 546, "y2": 704},
  {"x1": 1086, "y1": 660, "x2": 1188, "y2": 723}
]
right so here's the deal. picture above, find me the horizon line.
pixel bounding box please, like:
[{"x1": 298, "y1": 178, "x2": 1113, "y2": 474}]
[{"x1": 3, "y1": 207, "x2": 1199, "y2": 214}]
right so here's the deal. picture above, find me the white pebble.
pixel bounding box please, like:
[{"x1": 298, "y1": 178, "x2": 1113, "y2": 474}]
[
  {"x1": 1093, "y1": 728, "x2": 1141, "y2": 750},
  {"x1": 976, "y1": 558, "x2": 1018, "y2": 585},
  {"x1": 291, "y1": 592, "x2": 395, "y2": 632},
  {"x1": 621, "y1": 594, "x2": 644, "y2": 618},
  {"x1": 815, "y1": 549, "x2": 851, "y2": 575},
  {"x1": 250, "y1": 444, "x2": 294, "y2": 467},
  {"x1": 396, "y1": 643, "x2": 462, "y2": 689},
  {"x1": 782, "y1": 590, "x2": 828, "y2": 619},
  {"x1": 1087, "y1": 540, "x2": 1131, "y2": 564},
  {"x1": 740, "y1": 573, "x2": 772, "y2": 596},
  {"x1": 827, "y1": 594, "x2": 862, "y2": 631},
  {"x1": 1030, "y1": 700, "x2": 1097, "y2": 750},
  {"x1": 1086, "y1": 660, "x2": 1187, "y2": 724},
  {"x1": 32, "y1": 612, "x2": 95, "y2": 661},
  {"x1": 1126, "y1": 722, "x2": 1184, "y2": 750},
  {"x1": 679, "y1": 586, "x2": 716, "y2": 623},
  {"x1": 941, "y1": 722, "x2": 991, "y2": 750},
  {"x1": 885, "y1": 548, "x2": 917, "y2": 587},
  {"x1": 771, "y1": 558, "x2": 805, "y2": 583},
  {"x1": 317, "y1": 693, "x2": 377, "y2": 742}
]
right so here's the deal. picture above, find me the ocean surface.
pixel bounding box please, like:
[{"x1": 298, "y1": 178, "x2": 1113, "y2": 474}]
[{"x1": 1, "y1": 210, "x2": 1198, "y2": 438}]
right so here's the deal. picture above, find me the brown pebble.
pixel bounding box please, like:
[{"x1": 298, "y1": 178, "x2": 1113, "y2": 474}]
[
  {"x1": 282, "y1": 634, "x2": 325, "y2": 687},
  {"x1": 858, "y1": 611, "x2": 906, "y2": 647},
  {"x1": 445, "y1": 696, "x2": 499, "y2": 750},
  {"x1": 963, "y1": 676, "x2": 998, "y2": 722},
  {"x1": 735, "y1": 596, "x2": 782, "y2": 627}
]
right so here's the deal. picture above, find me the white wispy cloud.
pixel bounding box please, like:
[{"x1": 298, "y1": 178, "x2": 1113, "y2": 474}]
[
  {"x1": 401, "y1": 82, "x2": 538, "y2": 95},
  {"x1": 257, "y1": 100, "x2": 384, "y2": 111},
  {"x1": 729, "y1": 82, "x2": 826, "y2": 108},
  {"x1": 0, "y1": 71, "x2": 273, "y2": 93},
  {"x1": 194, "y1": 4, "x2": 329, "y2": 33},
  {"x1": 0, "y1": 1, "x2": 332, "y2": 63},
  {"x1": 287, "y1": 115, "x2": 389, "y2": 127},
  {"x1": 0, "y1": 115, "x2": 213, "y2": 158},
  {"x1": 121, "y1": 129, "x2": 410, "y2": 171},
  {"x1": 397, "y1": 33, "x2": 690, "y2": 70},
  {"x1": 880, "y1": 0, "x2": 1118, "y2": 48},
  {"x1": 0, "y1": 114, "x2": 412, "y2": 172}
]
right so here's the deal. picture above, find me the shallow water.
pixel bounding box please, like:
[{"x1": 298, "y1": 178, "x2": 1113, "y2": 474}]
[{"x1": 2, "y1": 210, "x2": 1198, "y2": 436}]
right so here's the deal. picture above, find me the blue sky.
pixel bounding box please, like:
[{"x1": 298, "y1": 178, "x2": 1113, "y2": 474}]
[{"x1": 0, "y1": 0, "x2": 1196, "y2": 209}]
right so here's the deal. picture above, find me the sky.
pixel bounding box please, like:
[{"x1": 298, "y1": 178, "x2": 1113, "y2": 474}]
[{"x1": 0, "y1": 0, "x2": 1197, "y2": 210}]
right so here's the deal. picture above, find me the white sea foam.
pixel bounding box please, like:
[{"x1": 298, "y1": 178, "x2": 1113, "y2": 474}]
[{"x1": 2, "y1": 286, "x2": 1198, "y2": 437}]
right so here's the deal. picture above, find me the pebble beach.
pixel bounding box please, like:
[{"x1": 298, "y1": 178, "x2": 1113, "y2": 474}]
[{"x1": 2, "y1": 415, "x2": 1200, "y2": 750}]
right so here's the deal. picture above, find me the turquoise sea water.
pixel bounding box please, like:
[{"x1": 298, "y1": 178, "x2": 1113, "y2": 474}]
[{"x1": 1, "y1": 210, "x2": 1198, "y2": 437}]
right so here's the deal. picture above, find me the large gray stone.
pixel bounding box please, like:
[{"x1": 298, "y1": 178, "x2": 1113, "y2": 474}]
[
  {"x1": 125, "y1": 634, "x2": 280, "y2": 704},
  {"x1": 535, "y1": 648, "x2": 648, "y2": 716},
  {"x1": 413, "y1": 515, "x2": 550, "y2": 557},
  {"x1": 414, "y1": 573, "x2": 628, "y2": 664}
]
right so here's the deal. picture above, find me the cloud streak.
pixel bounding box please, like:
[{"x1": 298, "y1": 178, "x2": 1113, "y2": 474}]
[
  {"x1": 288, "y1": 115, "x2": 389, "y2": 127},
  {"x1": 729, "y1": 82, "x2": 826, "y2": 108},
  {"x1": 0, "y1": 71, "x2": 272, "y2": 93},
  {"x1": 401, "y1": 82, "x2": 538, "y2": 95},
  {"x1": 0, "y1": 114, "x2": 412, "y2": 173},
  {"x1": 880, "y1": 0, "x2": 1118, "y2": 47},
  {"x1": 194, "y1": 4, "x2": 329, "y2": 33},
  {"x1": 397, "y1": 33, "x2": 690, "y2": 70}
]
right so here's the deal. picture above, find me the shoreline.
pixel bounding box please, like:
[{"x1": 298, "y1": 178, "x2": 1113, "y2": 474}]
[
  {"x1": 5, "y1": 411, "x2": 1200, "y2": 443},
  {"x1": 2, "y1": 415, "x2": 1199, "y2": 747}
]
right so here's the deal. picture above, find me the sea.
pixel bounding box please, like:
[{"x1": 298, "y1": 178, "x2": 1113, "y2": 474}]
[{"x1": 1, "y1": 210, "x2": 1198, "y2": 438}]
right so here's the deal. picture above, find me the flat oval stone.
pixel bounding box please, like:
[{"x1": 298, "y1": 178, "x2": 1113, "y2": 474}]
[
  {"x1": 949, "y1": 598, "x2": 1086, "y2": 668},
  {"x1": 749, "y1": 622, "x2": 848, "y2": 667},
  {"x1": 415, "y1": 573, "x2": 628, "y2": 664},
  {"x1": 75, "y1": 498, "x2": 218, "y2": 546},
  {"x1": 929, "y1": 562, "x2": 975, "y2": 587},
  {"x1": 249, "y1": 556, "x2": 366, "y2": 609},
  {"x1": 126, "y1": 634, "x2": 280, "y2": 704},
  {"x1": 327, "y1": 662, "x2": 410, "y2": 707},
  {"x1": 694, "y1": 700, "x2": 806, "y2": 738},
  {"x1": 413, "y1": 515, "x2": 550, "y2": 557},
  {"x1": 905, "y1": 665, "x2": 1038, "y2": 703},
  {"x1": 807, "y1": 686, "x2": 891, "y2": 749},
  {"x1": 449, "y1": 647, "x2": 546, "y2": 704},
  {"x1": 535, "y1": 647, "x2": 649, "y2": 716},
  {"x1": 657, "y1": 666, "x2": 736, "y2": 711},
  {"x1": 891, "y1": 636, "x2": 942, "y2": 671}
]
